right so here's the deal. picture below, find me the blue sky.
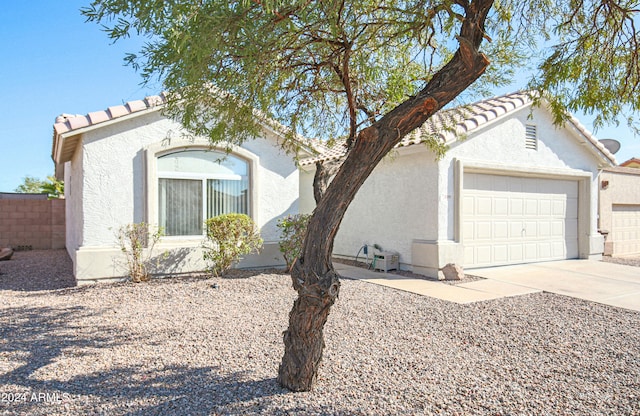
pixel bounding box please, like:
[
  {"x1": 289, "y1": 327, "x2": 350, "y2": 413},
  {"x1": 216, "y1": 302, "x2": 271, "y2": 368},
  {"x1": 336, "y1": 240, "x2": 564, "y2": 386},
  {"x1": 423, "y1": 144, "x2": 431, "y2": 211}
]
[
  {"x1": 1, "y1": 2, "x2": 638, "y2": 193},
  {"x1": 0, "y1": 1, "x2": 158, "y2": 192}
]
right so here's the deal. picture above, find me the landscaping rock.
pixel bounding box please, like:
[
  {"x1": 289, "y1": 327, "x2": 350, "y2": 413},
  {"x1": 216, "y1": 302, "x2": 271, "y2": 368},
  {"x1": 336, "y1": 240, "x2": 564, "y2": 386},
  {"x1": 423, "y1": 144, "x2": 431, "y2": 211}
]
[
  {"x1": 0, "y1": 247, "x2": 13, "y2": 261},
  {"x1": 441, "y1": 263, "x2": 464, "y2": 280}
]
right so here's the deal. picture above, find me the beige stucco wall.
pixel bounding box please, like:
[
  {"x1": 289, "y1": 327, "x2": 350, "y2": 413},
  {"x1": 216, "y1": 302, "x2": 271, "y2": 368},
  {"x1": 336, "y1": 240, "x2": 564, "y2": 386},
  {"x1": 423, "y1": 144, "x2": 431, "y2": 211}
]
[
  {"x1": 66, "y1": 111, "x2": 300, "y2": 283},
  {"x1": 599, "y1": 167, "x2": 640, "y2": 256}
]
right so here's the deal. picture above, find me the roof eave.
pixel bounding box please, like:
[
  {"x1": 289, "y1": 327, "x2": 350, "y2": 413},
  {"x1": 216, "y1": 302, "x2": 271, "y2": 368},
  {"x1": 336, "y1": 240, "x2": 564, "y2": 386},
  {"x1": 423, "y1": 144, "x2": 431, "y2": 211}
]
[{"x1": 566, "y1": 116, "x2": 617, "y2": 168}]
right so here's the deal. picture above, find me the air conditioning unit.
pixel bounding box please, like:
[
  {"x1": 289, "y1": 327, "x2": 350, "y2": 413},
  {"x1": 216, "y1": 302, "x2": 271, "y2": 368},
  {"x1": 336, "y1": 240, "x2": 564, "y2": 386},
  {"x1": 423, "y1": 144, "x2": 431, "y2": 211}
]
[{"x1": 373, "y1": 251, "x2": 399, "y2": 272}]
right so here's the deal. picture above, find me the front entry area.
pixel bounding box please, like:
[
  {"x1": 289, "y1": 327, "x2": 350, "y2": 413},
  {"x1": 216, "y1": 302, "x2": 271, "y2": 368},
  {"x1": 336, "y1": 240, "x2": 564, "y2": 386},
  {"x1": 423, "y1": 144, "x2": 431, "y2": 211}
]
[{"x1": 462, "y1": 173, "x2": 579, "y2": 268}]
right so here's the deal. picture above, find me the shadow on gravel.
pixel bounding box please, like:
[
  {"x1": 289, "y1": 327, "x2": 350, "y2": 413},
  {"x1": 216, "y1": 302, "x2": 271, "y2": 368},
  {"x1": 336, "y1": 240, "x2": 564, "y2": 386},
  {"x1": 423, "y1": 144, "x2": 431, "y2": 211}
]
[
  {"x1": 0, "y1": 250, "x2": 75, "y2": 291},
  {"x1": 5, "y1": 364, "x2": 291, "y2": 415},
  {"x1": 0, "y1": 304, "x2": 295, "y2": 415}
]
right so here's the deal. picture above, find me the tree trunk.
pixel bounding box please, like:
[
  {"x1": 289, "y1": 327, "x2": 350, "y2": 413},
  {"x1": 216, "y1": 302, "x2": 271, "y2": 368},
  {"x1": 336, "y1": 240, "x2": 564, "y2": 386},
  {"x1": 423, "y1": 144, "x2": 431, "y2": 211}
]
[{"x1": 277, "y1": 0, "x2": 495, "y2": 392}]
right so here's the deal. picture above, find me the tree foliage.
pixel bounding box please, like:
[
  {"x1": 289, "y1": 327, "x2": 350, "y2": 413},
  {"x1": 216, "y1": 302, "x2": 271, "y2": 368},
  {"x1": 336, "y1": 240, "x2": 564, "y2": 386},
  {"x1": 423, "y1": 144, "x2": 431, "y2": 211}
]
[
  {"x1": 83, "y1": 1, "x2": 640, "y2": 144},
  {"x1": 15, "y1": 175, "x2": 64, "y2": 198},
  {"x1": 14, "y1": 176, "x2": 46, "y2": 194},
  {"x1": 83, "y1": 0, "x2": 640, "y2": 392}
]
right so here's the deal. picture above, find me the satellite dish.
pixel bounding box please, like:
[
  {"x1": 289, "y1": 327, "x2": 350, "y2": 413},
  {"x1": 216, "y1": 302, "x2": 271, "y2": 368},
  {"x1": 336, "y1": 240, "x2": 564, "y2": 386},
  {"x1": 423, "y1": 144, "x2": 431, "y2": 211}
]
[{"x1": 599, "y1": 139, "x2": 621, "y2": 154}]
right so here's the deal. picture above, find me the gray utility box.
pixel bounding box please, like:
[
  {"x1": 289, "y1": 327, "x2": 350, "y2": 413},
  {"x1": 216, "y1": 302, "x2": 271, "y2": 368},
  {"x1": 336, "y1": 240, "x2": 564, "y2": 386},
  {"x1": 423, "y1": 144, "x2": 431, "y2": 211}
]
[{"x1": 373, "y1": 252, "x2": 399, "y2": 272}]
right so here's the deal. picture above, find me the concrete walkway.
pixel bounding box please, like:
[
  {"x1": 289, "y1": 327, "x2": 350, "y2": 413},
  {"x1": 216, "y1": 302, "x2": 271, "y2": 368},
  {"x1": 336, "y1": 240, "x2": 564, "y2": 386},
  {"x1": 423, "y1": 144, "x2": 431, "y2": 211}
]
[
  {"x1": 471, "y1": 260, "x2": 640, "y2": 312},
  {"x1": 334, "y1": 263, "x2": 541, "y2": 304},
  {"x1": 335, "y1": 260, "x2": 640, "y2": 312}
]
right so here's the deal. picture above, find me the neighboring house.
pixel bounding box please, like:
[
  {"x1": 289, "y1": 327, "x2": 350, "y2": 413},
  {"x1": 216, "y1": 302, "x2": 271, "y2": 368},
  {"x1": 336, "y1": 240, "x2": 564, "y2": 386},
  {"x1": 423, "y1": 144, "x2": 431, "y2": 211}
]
[
  {"x1": 299, "y1": 92, "x2": 617, "y2": 278},
  {"x1": 52, "y1": 94, "x2": 310, "y2": 283},
  {"x1": 620, "y1": 158, "x2": 640, "y2": 169},
  {"x1": 599, "y1": 166, "x2": 640, "y2": 256}
]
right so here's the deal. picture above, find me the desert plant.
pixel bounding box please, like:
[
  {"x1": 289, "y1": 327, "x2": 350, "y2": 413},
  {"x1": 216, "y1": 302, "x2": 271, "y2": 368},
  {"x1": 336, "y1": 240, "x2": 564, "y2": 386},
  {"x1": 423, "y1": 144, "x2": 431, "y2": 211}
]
[
  {"x1": 116, "y1": 222, "x2": 163, "y2": 282},
  {"x1": 277, "y1": 214, "x2": 310, "y2": 272},
  {"x1": 202, "y1": 213, "x2": 263, "y2": 277}
]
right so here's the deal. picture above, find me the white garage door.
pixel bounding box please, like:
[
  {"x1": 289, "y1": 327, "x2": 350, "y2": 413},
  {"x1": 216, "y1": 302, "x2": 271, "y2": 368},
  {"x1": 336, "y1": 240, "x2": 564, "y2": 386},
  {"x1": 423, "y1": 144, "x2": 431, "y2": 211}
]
[
  {"x1": 611, "y1": 204, "x2": 640, "y2": 255},
  {"x1": 463, "y1": 173, "x2": 579, "y2": 268}
]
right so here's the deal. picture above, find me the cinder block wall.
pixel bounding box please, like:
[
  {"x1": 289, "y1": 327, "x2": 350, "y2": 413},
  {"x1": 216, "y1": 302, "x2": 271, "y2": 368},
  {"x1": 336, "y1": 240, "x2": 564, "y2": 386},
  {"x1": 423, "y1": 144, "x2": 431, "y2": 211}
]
[{"x1": 0, "y1": 197, "x2": 65, "y2": 250}]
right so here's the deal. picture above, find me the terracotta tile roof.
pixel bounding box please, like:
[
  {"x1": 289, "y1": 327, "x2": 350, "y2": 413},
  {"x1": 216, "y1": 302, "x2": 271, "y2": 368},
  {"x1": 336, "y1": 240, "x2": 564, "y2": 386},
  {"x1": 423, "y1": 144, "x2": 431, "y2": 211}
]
[
  {"x1": 52, "y1": 94, "x2": 169, "y2": 178},
  {"x1": 620, "y1": 157, "x2": 640, "y2": 168},
  {"x1": 53, "y1": 93, "x2": 168, "y2": 137},
  {"x1": 299, "y1": 91, "x2": 617, "y2": 166}
]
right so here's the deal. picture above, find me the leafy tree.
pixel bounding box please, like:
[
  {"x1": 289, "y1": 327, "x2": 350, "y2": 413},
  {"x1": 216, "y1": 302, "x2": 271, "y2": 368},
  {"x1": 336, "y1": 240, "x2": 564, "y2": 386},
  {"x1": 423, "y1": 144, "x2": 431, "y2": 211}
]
[
  {"x1": 15, "y1": 175, "x2": 64, "y2": 199},
  {"x1": 41, "y1": 176, "x2": 65, "y2": 199},
  {"x1": 14, "y1": 175, "x2": 63, "y2": 198},
  {"x1": 83, "y1": 0, "x2": 640, "y2": 391},
  {"x1": 14, "y1": 176, "x2": 46, "y2": 194}
]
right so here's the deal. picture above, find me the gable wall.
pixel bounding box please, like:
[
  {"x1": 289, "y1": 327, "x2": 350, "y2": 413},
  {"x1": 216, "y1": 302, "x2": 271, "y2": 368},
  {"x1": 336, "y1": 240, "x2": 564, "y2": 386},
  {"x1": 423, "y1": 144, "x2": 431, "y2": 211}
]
[
  {"x1": 68, "y1": 111, "x2": 300, "y2": 281},
  {"x1": 441, "y1": 106, "x2": 603, "y2": 243}
]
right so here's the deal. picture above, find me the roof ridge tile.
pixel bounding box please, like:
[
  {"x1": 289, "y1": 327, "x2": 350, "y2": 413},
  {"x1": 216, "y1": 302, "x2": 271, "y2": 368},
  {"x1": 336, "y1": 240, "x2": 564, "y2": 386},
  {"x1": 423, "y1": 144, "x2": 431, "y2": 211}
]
[{"x1": 53, "y1": 93, "x2": 168, "y2": 136}]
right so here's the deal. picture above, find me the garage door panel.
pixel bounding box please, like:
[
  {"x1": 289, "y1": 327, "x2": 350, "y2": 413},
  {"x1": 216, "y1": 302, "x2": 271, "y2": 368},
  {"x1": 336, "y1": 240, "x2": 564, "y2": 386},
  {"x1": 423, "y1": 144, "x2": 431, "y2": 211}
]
[
  {"x1": 464, "y1": 173, "x2": 579, "y2": 268},
  {"x1": 539, "y1": 199, "x2": 552, "y2": 215},
  {"x1": 552, "y1": 200, "x2": 565, "y2": 216},
  {"x1": 509, "y1": 245, "x2": 523, "y2": 262},
  {"x1": 476, "y1": 246, "x2": 492, "y2": 264},
  {"x1": 510, "y1": 198, "x2": 524, "y2": 215},
  {"x1": 538, "y1": 221, "x2": 551, "y2": 237},
  {"x1": 476, "y1": 222, "x2": 491, "y2": 239},
  {"x1": 524, "y1": 243, "x2": 538, "y2": 260},
  {"x1": 524, "y1": 221, "x2": 537, "y2": 237},
  {"x1": 551, "y1": 241, "x2": 566, "y2": 257},
  {"x1": 462, "y1": 196, "x2": 475, "y2": 215},
  {"x1": 538, "y1": 242, "x2": 552, "y2": 259},
  {"x1": 494, "y1": 245, "x2": 508, "y2": 262},
  {"x1": 611, "y1": 204, "x2": 640, "y2": 256},
  {"x1": 551, "y1": 221, "x2": 564, "y2": 237},
  {"x1": 494, "y1": 198, "x2": 509, "y2": 215},
  {"x1": 525, "y1": 199, "x2": 538, "y2": 215},
  {"x1": 477, "y1": 197, "x2": 492, "y2": 215},
  {"x1": 494, "y1": 222, "x2": 508, "y2": 238}
]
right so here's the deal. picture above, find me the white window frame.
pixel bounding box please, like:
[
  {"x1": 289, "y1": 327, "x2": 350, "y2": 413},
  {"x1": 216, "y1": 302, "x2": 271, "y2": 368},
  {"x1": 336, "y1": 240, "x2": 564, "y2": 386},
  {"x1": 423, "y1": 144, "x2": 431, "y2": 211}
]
[{"x1": 144, "y1": 137, "x2": 260, "y2": 241}]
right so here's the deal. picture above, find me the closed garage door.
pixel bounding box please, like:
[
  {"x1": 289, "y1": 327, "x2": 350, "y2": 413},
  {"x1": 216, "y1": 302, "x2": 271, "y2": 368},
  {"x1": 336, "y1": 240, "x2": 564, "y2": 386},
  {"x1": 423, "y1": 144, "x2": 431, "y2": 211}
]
[
  {"x1": 611, "y1": 204, "x2": 640, "y2": 255},
  {"x1": 463, "y1": 173, "x2": 579, "y2": 268}
]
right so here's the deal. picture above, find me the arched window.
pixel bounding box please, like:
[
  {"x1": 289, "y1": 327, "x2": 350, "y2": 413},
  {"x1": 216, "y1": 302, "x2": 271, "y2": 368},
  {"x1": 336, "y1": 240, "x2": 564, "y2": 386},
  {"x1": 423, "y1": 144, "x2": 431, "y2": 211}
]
[{"x1": 157, "y1": 150, "x2": 250, "y2": 236}]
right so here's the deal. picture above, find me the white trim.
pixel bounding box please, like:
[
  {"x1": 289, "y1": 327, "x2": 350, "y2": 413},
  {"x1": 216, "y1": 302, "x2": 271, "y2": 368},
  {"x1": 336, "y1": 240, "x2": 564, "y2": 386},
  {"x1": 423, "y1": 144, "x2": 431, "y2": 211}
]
[{"x1": 460, "y1": 159, "x2": 592, "y2": 180}]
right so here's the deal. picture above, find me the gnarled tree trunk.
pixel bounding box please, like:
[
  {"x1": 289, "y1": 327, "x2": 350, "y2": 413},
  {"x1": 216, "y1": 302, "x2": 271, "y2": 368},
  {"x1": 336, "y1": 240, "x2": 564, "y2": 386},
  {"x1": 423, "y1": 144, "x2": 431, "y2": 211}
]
[{"x1": 277, "y1": 0, "x2": 495, "y2": 392}]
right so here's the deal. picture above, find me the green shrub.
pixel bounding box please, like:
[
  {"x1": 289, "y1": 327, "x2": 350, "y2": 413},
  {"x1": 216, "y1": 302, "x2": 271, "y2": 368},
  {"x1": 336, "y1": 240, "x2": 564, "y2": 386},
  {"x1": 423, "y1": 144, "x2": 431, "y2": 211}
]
[
  {"x1": 277, "y1": 214, "x2": 311, "y2": 271},
  {"x1": 115, "y1": 222, "x2": 164, "y2": 283},
  {"x1": 202, "y1": 213, "x2": 263, "y2": 276}
]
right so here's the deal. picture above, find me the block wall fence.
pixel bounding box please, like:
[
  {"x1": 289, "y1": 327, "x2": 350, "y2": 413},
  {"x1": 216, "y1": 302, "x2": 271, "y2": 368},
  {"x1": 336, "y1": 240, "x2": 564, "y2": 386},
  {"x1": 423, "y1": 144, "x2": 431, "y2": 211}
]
[{"x1": 0, "y1": 195, "x2": 65, "y2": 250}]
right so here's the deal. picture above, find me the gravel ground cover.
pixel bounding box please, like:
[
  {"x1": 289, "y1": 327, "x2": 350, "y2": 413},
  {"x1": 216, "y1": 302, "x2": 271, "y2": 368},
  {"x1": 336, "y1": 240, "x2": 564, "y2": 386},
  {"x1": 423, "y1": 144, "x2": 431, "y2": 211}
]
[{"x1": 1, "y1": 250, "x2": 639, "y2": 415}]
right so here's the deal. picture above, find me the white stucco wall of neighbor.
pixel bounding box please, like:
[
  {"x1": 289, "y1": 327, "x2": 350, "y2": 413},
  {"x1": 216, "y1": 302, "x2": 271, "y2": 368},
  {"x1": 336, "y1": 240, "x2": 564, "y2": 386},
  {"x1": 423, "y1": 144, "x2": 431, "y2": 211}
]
[
  {"x1": 312, "y1": 103, "x2": 608, "y2": 279},
  {"x1": 599, "y1": 167, "x2": 640, "y2": 256},
  {"x1": 68, "y1": 111, "x2": 300, "y2": 283}
]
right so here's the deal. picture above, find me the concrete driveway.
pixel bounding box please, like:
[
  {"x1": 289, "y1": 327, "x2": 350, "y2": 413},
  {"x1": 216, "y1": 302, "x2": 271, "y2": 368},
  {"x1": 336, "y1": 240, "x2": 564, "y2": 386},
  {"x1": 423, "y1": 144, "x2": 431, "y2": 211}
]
[{"x1": 471, "y1": 260, "x2": 640, "y2": 312}]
